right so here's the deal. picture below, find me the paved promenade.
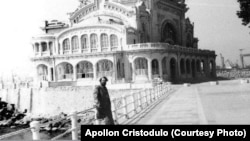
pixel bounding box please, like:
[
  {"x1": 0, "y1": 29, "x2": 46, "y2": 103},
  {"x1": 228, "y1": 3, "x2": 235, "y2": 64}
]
[{"x1": 133, "y1": 80, "x2": 250, "y2": 125}]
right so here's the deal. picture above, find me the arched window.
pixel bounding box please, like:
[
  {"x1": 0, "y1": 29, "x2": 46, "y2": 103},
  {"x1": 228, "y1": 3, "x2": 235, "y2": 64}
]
[
  {"x1": 110, "y1": 34, "x2": 118, "y2": 47},
  {"x1": 162, "y1": 22, "x2": 177, "y2": 44},
  {"x1": 37, "y1": 64, "x2": 48, "y2": 81},
  {"x1": 41, "y1": 42, "x2": 47, "y2": 52},
  {"x1": 90, "y1": 34, "x2": 98, "y2": 49},
  {"x1": 152, "y1": 59, "x2": 159, "y2": 75},
  {"x1": 81, "y1": 35, "x2": 88, "y2": 49},
  {"x1": 101, "y1": 34, "x2": 109, "y2": 50},
  {"x1": 72, "y1": 36, "x2": 79, "y2": 51},
  {"x1": 134, "y1": 58, "x2": 148, "y2": 75},
  {"x1": 56, "y1": 62, "x2": 73, "y2": 80},
  {"x1": 65, "y1": 64, "x2": 73, "y2": 74},
  {"x1": 76, "y1": 61, "x2": 93, "y2": 79},
  {"x1": 35, "y1": 43, "x2": 39, "y2": 52},
  {"x1": 63, "y1": 39, "x2": 70, "y2": 51},
  {"x1": 97, "y1": 60, "x2": 113, "y2": 78}
]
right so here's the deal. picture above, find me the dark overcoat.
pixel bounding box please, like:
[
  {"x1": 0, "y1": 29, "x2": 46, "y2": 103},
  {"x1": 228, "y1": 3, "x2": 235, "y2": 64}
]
[{"x1": 93, "y1": 85, "x2": 114, "y2": 125}]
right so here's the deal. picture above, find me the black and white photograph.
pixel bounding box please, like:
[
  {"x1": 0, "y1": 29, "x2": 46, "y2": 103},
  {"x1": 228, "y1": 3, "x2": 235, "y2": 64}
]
[{"x1": 0, "y1": 0, "x2": 250, "y2": 140}]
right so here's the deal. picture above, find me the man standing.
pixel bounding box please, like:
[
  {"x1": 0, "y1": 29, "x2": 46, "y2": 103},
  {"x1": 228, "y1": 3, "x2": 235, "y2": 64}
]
[{"x1": 93, "y1": 77, "x2": 114, "y2": 125}]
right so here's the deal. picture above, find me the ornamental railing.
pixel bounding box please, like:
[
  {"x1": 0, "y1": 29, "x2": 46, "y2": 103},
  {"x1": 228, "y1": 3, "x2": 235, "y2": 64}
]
[{"x1": 126, "y1": 43, "x2": 215, "y2": 55}]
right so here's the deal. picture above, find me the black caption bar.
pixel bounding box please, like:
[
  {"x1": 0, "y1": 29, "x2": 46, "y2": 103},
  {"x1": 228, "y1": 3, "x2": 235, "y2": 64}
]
[{"x1": 81, "y1": 125, "x2": 250, "y2": 140}]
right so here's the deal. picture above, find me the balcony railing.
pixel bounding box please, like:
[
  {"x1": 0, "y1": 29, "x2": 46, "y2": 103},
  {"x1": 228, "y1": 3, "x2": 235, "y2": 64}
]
[
  {"x1": 77, "y1": 73, "x2": 94, "y2": 79},
  {"x1": 72, "y1": 49, "x2": 80, "y2": 54},
  {"x1": 126, "y1": 43, "x2": 215, "y2": 54},
  {"x1": 63, "y1": 50, "x2": 70, "y2": 55},
  {"x1": 41, "y1": 51, "x2": 50, "y2": 56},
  {"x1": 135, "y1": 69, "x2": 148, "y2": 76},
  {"x1": 82, "y1": 49, "x2": 89, "y2": 53},
  {"x1": 32, "y1": 43, "x2": 215, "y2": 60},
  {"x1": 111, "y1": 46, "x2": 118, "y2": 51}
]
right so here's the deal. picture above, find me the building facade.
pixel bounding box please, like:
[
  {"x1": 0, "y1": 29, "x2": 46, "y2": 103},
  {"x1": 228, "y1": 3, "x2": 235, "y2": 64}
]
[{"x1": 31, "y1": 0, "x2": 216, "y2": 86}]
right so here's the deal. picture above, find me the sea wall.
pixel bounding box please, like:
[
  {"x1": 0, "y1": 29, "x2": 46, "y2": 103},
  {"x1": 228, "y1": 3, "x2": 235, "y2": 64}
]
[{"x1": 0, "y1": 86, "x2": 140, "y2": 117}]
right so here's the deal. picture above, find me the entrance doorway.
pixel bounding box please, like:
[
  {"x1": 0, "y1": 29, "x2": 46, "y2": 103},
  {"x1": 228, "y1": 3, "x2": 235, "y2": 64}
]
[
  {"x1": 170, "y1": 58, "x2": 177, "y2": 81},
  {"x1": 191, "y1": 60, "x2": 196, "y2": 78}
]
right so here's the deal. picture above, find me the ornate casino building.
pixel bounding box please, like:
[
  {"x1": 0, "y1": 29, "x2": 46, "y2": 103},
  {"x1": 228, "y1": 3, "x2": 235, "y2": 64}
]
[{"x1": 31, "y1": 0, "x2": 216, "y2": 86}]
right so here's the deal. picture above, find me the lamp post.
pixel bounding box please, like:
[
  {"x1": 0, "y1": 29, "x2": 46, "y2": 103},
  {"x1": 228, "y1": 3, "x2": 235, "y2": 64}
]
[{"x1": 239, "y1": 49, "x2": 245, "y2": 69}]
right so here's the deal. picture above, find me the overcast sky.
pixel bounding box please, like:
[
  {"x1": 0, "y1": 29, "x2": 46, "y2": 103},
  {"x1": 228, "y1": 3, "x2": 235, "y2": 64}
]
[{"x1": 0, "y1": 0, "x2": 249, "y2": 77}]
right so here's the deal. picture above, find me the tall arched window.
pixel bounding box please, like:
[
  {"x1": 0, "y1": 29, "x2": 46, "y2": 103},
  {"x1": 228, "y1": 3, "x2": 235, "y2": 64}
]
[
  {"x1": 162, "y1": 22, "x2": 177, "y2": 44},
  {"x1": 63, "y1": 39, "x2": 70, "y2": 51},
  {"x1": 35, "y1": 43, "x2": 39, "y2": 52},
  {"x1": 110, "y1": 34, "x2": 118, "y2": 47},
  {"x1": 41, "y1": 42, "x2": 47, "y2": 52},
  {"x1": 72, "y1": 36, "x2": 79, "y2": 52},
  {"x1": 101, "y1": 34, "x2": 109, "y2": 50},
  {"x1": 90, "y1": 34, "x2": 98, "y2": 49},
  {"x1": 81, "y1": 35, "x2": 88, "y2": 49},
  {"x1": 134, "y1": 58, "x2": 148, "y2": 75},
  {"x1": 37, "y1": 64, "x2": 48, "y2": 81},
  {"x1": 97, "y1": 60, "x2": 113, "y2": 78},
  {"x1": 152, "y1": 59, "x2": 159, "y2": 75},
  {"x1": 76, "y1": 61, "x2": 93, "y2": 79}
]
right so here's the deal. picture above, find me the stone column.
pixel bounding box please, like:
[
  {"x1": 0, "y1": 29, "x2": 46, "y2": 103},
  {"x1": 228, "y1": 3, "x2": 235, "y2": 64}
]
[
  {"x1": 53, "y1": 66, "x2": 57, "y2": 82},
  {"x1": 48, "y1": 67, "x2": 52, "y2": 81},
  {"x1": 190, "y1": 60, "x2": 192, "y2": 78},
  {"x1": 176, "y1": 55, "x2": 180, "y2": 80},
  {"x1": 39, "y1": 42, "x2": 42, "y2": 56},
  {"x1": 184, "y1": 59, "x2": 187, "y2": 79},
  {"x1": 148, "y1": 59, "x2": 152, "y2": 81},
  {"x1": 73, "y1": 66, "x2": 77, "y2": 81},
  {"x1": 60, "y1": 41, "x2": 64, "y2": 55},
  {"x1": 98, "y1": 34, "x2": 101, "y2": 52},
  {"x1": 158, "y1": 58, "x2": 163, "y2": 78},
  {"x1": 132, "y1": 61, "x2": 136, "y2": 82},
  {"x1": 108, "y1": 34, "x2": 111, "y2": 52},
  {"x1": 113, "y1": 56, "x2": 117, "y2": 83},
  {"x1": 204, "y1": 58, "x2": 209, "y2": 77},
  {"x1": 69, "y1": 37, "x2": 72, "y2": 54},
  {"x1": 93, "y1": 63, "x2": 97, "y2": 80},
  {"x1": 194, "y1": 59, "x2": 197, "y2": 78},
  {"x1": 47, "y1": 42, "x2": 50, "y2": 56},
  {"x1": 78, "y1": 35, "x2": 81, "y2": 54},
  {"x1": 213, "y1": 60, "x2": 217, "y2": 77},
  {"x1": 55, "y1": 40, "x2": 58, "y2": 55},
  {"x1": 88, "y1": 34, "x2": 91, "y2": 53}
]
